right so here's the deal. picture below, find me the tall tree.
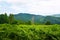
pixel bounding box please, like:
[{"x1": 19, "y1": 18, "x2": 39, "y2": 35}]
[
  {"x1": 0, "y1": 14, "x2": 4, "y2": 24},
  {"x1": 4, "y1": 13, "x2": 9, "y2": 23},
  {"x1": 0, "y1": 13, "x2": 8, "y2": 24},
  {"x1": 9, "y1": 14, "x2": 14, "y2": 24}
]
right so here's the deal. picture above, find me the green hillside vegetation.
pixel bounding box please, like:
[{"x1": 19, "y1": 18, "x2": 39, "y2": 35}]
[
  {"x1": 0, "y1": 24, "x2": 60, "y2": 40},
  {"x1": 0, "y1": 13, "x2": 60, "y2": 24},
  {"x1": 0, "y1": 13, "x2": 60, "y2": 40},
  {"x1": 14, "y1": 13, "x2": 60, "y2": 24}
]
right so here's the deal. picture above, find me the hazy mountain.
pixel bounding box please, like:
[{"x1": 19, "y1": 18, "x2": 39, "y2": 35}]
[
  {"x1": 14, "y1": 13, "x2": 60, "y2": 24},
  {"x1": 14, "y1": 13, "x2": 44, "y2": 24},
  {"x1": 51, "y1": 14, "x2": 60, "y2": 17},
  {"x1": 43, "y1": 16, "x2": 60, "y2": 24}
]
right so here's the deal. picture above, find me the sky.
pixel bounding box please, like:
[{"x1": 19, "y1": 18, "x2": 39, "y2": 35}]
[{"x1": 0, "y1": 0, "x2": 60, "y2": 15}]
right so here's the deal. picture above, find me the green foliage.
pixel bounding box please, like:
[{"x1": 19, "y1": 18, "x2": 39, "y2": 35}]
[
  {"x1": 9, "y1": 14, "x2": 15, "y2": 24},
  {"x1": 26, "y1": 21, "x2": 32, "y2": 25},
  {"x1": 0, "y1": 13, "x2": 60, "y2": 25},
  {"x1": 0, "y1": 24, "x2": 60, "y2": 40},
  {"x1": 0, "y1": 13, "x2": 16, "y2": 24},
  {"x1": 45, "y1": 21, "x2": 51, "y2": 25},
  {"x1": 0, "y1": 13, "x2": 9, "y2": 24}
]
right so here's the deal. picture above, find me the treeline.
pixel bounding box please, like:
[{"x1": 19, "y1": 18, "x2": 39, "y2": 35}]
[
  {"x1": 0, "y1": 13, "x2": 31, "y2": 24},
  {"x1": 0, "y1": 13, "x2": 14, "y2": 24},
  {"x1": 0, "y1": 13, "x2": 51, "y2": 25}
]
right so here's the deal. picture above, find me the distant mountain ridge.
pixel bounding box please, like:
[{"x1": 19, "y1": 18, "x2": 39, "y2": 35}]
[
  {"x1": 14, "y1": 13, "x2": 60, "y2": 24},
  {"x1": 52, "y1": 14, "x2": 60, "y2": 17}
]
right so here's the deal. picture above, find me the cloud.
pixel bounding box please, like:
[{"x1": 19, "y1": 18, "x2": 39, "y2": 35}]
[
  {"x1": 0, "y1": 0, "x2": 2, "y2": 2},
  {"x1": 0, "y1": 0, "x2": 60, "y2": 15}
]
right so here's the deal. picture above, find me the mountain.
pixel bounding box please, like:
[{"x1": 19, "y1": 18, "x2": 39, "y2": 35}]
[
  {"x1": 14, "y1": 13, "x2": 45, "y2": 24},
  {"x1": 51, "y1": 14, "x2": 60, "y2": 17},
  {"x1": 43, "y1": 16, "x2": 60, "y2": 24},
  {"x1": 14, "y1": 13, "x2": 60, "y2": 24}
]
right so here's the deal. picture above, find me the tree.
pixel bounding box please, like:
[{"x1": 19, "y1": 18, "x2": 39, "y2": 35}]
[
  {"x1": 9, "y1": 14, "x2": 15, "y2": 24},
  {"x1": 0, "y1": 14, "x2": 5, "y2": 24},
  {"x1": 27, "y1": 21, "x2": 31, "y2": 25},
  {"x1": 0, "y1": 13, "x2": 9, "y2": 24},
  {"x1": 4, "y1": 13, "x2": 9, "y2": 23},
  {"x1": 45, "y1": 21, "x2": 51, "y2": 25}
]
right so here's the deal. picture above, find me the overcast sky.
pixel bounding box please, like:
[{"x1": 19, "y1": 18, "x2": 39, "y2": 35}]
[{"x1": 0, "y1": 0, "x2": 60, "y2": 15}]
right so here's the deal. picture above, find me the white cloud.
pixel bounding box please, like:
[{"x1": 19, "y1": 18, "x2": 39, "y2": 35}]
[
  {"x1": 0, "y1": 0, "x2": 2, "y2": 1},
  {"x1": 0, "y1": 0, "x2": 60, "y2": 15}
]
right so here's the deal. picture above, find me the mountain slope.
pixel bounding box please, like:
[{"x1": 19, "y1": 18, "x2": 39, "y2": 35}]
[
  {"x1": 14, "y1": 13, "x2": 45, "y2": 24},
  {"x1": 43, "y1": 16, "x2": 60, "y2": 24},
  {"x1": 51, "y1": 14, "x2": 60, "y2": 17},
  {"x1": 14, "y1": 13, "x2": 60, "y2": 24}
]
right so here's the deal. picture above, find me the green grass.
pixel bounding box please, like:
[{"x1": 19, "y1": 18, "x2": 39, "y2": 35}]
[{"x1": 0, "y1": 24, "x2": 60, "y2": 40}]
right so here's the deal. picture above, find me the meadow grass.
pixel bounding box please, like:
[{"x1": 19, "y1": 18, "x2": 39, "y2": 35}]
[{"x1": 0, "y1": 24, "x2": 60, "y2": 40}]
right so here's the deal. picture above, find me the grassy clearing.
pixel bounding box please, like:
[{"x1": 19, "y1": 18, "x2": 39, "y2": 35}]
[{"x1": 0, "y1": 24, "x2": 60, "y2": 40}]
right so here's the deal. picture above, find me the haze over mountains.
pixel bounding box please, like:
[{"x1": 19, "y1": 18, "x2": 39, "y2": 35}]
[
  {"x1": 51, "y1": 14, "x2": 60, "y2": 17},
  {"x1": 14, "y1": 13, "x2": 60, "y2": 24}
]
